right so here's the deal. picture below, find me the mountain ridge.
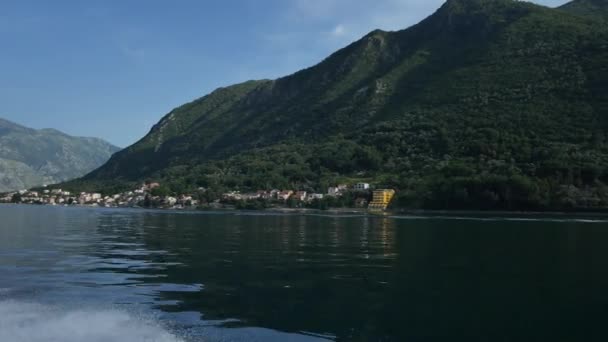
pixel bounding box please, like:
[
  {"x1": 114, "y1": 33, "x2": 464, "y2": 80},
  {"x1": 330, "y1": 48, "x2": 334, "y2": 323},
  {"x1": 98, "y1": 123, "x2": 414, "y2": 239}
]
[
  {"x1": 0, "y1": 118, "x2": 120, "y2": 192},
  {"x1": 68, "y1": 0, "x2": 608, "y2": 210},
  {"x1": 560, "y1": 0, "x2": 608, "y2": 19}
]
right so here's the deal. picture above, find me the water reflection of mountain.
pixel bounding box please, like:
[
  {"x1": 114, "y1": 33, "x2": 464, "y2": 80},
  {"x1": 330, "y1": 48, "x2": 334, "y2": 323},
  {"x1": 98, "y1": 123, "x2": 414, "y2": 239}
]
[
  {"x1": 383, "y1": 218, "x2": 608, "y2": 341},
  {"x1": 87, "y1": 210, "x2": 608, "y2": 341},
  {"x1": 119, "y1": 213, "x2": 397, "y2": 337}
]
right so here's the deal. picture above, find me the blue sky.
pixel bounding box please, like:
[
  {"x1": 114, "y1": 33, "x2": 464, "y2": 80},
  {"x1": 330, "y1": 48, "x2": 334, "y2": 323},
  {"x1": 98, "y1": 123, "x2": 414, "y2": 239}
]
[{"x1": 0, "y1": 0, "x2": 570, "y2": 147}]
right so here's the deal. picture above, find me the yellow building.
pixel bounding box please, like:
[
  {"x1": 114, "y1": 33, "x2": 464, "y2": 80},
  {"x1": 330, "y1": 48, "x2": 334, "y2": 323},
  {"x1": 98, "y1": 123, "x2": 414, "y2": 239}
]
[{"x1": 368, "y1": 189, "x2": 396, "y2": 211}]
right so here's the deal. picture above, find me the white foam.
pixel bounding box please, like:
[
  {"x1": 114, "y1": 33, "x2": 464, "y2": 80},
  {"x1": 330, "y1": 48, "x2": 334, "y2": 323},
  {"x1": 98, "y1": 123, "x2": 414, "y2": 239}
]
[{"x1": 0, "y1": 301, "x2": 184, "y2": 342}]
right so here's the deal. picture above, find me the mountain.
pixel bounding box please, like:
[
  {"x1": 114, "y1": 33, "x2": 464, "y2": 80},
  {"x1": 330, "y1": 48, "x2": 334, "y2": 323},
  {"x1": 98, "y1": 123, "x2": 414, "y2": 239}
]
[
  {"x1": 560, "y1": 0, "x2": 608, "y2": 20},
  {"x1": 70, "y1": 0, "x2": 608, "y2": 210},
  {"x1": 0, "y1": 118, "x2": 120, "y2": 192}
]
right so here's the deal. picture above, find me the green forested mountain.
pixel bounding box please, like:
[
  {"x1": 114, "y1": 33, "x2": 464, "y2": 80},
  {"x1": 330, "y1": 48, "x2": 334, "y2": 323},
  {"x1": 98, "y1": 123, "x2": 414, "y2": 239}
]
[
  {"x1": 0, "y1": 118, "x2": 120, "y2": 192},
  {"x1": 560, "y1": 0, "x2": 608, "y2": 20},
  {"x1": 71, "y1": 0, "x2": 608, "y2": 210}
]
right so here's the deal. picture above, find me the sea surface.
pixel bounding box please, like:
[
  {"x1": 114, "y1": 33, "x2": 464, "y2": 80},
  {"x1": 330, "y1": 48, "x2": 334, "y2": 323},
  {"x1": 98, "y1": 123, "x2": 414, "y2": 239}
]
[{"x1": 1, "y1": 204, "x2": 608, "y2": 341}]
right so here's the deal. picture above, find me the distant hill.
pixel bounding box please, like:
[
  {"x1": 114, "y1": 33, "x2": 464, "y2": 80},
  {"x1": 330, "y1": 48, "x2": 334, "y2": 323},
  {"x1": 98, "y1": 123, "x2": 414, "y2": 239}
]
[
  {"x1": 0, "y1": 118, "x2": 120, "y2": 192},
  {"x1": 560, "y1": 0, "x2": 608, "y2": 20},
  {"x1": 69, "y1": 0, "x2": 608, "y2": 211}
]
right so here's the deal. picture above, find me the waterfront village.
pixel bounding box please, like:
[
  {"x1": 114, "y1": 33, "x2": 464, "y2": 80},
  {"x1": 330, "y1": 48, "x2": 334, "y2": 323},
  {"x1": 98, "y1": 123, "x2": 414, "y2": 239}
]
[{"x1": 0, "y1": 182, "x2": 397, "y2": 211}]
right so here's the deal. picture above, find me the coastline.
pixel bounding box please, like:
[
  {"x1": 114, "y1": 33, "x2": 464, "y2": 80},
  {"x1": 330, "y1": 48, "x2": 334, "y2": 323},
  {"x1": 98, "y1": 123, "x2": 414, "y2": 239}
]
[{"x1": 4, "y1": 202, "x2": 608, "y2": 219}]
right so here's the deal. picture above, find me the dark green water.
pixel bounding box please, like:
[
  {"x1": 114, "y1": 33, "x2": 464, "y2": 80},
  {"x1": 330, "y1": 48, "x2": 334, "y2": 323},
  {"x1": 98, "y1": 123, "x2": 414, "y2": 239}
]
[{"x1": 1, "y1": 205, "x2": 608, "y2": 341}]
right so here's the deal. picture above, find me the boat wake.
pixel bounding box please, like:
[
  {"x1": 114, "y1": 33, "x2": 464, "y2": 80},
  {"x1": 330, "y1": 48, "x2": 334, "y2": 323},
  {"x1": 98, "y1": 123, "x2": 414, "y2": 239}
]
[{"x1": 0, "y1": 300, "x2": 184, "y2": 342}]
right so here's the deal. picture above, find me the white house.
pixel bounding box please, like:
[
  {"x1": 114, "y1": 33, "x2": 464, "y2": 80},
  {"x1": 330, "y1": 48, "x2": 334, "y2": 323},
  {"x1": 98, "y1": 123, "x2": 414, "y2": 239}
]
[
  {"x1": 307, "y1": 193, "x2": 324, "y2": 201},
  {"x1": 353, "y1": 183, "x2": 370, "y2": 191},
  {"x1": 327, "y1": 185, "x2": 347, "y2": 197}
]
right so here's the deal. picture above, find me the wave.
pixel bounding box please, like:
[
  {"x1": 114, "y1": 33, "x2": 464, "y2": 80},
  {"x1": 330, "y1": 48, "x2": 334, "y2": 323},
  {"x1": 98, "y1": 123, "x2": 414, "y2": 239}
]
[{"x1": 0, "y1": 300, "x2": 184, "y2": 342}]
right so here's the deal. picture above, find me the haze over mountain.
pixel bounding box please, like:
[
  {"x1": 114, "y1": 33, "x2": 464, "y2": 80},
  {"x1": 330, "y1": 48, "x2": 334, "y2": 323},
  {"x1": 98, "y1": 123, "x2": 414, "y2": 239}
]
[
  {"x1": 68, "y1": 0, "x2": 608, "y2": 210},
  {"x1": 0, "y1": 118, "x2": 120, "y2": 192}
]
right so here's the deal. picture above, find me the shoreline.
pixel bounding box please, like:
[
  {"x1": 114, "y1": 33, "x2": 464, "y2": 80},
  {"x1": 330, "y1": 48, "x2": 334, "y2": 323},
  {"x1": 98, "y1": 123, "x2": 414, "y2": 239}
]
[{"x1": 4, "y1": 202, "x2": 608, "y2": 218}]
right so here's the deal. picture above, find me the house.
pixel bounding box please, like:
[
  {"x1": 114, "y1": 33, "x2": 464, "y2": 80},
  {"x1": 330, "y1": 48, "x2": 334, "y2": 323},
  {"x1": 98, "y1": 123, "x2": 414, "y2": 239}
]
[
  {"x1": 278, "y1": 190, "x2": 294, "y2": 201},
  {"x1": 293, "y1": 191, "x2": 307, "y2": 201},
  {"x1": 353, "y1": 183, "x2": 370, "y2": 191},
  {"x1": 145, "y1": 182, "x2": 161, "y2": 191},
  {"x1": 368, "y1": 189, "x2": 396, "y2": 211},
  {"x1": 327, "y1": 185, "x2": 347, "y2": 197},
  {"x1": 307, "y1": 193, "x2": 324, "y2": 202},
  {"x1": 257, "y1": 190, "x2": 270, "y2": 199},
  {"x1": 223, "y1": 191, "x2": 242, "y2": 200},
  {"x1": 242, "y1": 193, "x2": 261, "y2": 200}
]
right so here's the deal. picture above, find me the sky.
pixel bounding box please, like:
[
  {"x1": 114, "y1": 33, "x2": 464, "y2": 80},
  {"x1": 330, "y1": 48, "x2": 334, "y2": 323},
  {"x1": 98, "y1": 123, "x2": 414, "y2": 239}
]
[{"x1": 0, "y1": 0, "x2": 570, "y2": 147}]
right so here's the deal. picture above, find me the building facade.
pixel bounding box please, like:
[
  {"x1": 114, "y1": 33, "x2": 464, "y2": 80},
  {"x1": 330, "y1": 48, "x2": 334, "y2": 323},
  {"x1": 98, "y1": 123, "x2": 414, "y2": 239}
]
[
  {"x1": 353, "y1": 183, "x2": 370, "y2": 191},
  {"x1": 368, "y1": 189, "x2": 396, "y2": 211}
]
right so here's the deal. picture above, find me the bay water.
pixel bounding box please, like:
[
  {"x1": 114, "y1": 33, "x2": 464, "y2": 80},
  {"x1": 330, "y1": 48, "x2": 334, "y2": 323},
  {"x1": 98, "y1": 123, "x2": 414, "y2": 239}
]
[{"x1": 1, "y1": 205, "x2": 607, "y2": 341}]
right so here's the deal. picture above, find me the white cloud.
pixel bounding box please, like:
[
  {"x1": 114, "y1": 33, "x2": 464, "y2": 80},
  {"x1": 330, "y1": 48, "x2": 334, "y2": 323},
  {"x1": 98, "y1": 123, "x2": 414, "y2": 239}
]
[{"x1": 331, "y1": 24, "x2": 347, "y2": 37}]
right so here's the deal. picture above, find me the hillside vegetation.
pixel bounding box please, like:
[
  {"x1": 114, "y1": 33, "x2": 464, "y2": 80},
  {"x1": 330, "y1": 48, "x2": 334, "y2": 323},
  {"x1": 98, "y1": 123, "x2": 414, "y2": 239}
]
[{"x1": 68, "y1": 0, "x2": 608, "y2": 211}]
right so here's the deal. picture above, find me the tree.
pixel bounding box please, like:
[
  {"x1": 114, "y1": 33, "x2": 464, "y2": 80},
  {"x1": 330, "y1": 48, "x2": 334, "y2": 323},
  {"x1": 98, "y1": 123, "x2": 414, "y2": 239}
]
[
  {"x1": 11, "y1": 193, "x2": 22, "y2": 203},
  {"x1": 150, "y1": 185, "x2": 171, "y2": 197}
]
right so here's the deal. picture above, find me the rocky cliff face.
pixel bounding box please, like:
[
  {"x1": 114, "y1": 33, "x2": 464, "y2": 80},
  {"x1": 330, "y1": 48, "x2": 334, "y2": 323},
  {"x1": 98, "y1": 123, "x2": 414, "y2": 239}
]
[{"x1": 0, "y1": 118, "x2": 120, "y2": 192}]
